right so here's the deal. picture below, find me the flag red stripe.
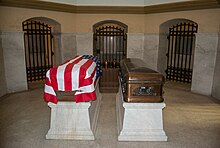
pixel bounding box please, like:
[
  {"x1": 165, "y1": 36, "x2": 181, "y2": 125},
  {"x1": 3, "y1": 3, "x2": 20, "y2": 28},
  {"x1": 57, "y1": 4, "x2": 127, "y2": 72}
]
[
  {"x1": 64, "y1": 57, "x2": 82, "y2": 90},
  {"x1": 74, "y1": 91, "x2": 96, "y2": 103},
  {"x1": 44, "y1": 56, "x2": 99, "y2": 104},
  {"x1": 81, "y1": 67, "x2": 97, "y2": 87},
  {"x1": 79, "y1": 59, "x2": 94, "y2": 87},
  {"x1": 45, "y1": 76, "x2": 51, "y2": 86},
  {"x1": 44, "y1": 93, "x2": 57, "y2": 104}
]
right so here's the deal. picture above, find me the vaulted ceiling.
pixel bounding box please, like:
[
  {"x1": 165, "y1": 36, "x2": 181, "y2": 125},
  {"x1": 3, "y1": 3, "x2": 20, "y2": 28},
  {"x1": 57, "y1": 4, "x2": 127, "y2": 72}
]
[
  {"x1": 41, "y1": 0, "x2": 193, "y2": 6},
  {"x1": 0, "y1": 0, "x2": 219, "y2": 14}
]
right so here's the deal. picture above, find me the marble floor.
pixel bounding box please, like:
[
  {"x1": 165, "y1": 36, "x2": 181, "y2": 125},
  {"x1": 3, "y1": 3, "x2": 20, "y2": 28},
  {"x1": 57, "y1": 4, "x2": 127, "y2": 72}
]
[{"x1": 0, "y1": 81, "x2": 220, "y2": 148}]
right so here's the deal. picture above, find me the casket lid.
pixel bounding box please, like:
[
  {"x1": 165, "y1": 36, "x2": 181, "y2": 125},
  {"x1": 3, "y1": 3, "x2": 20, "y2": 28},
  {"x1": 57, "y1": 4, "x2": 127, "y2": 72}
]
[
  {"x1": 120, "y1": 58, "x2": 164, "y2": 82},
  {"x1": 122, "y1": 58, "x2": 157, "y2": 73}
]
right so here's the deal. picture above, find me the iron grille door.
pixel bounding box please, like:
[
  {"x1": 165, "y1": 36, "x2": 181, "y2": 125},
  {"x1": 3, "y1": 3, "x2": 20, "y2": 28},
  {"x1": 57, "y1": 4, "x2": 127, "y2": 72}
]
[
  {"x1": 23, "y1": 20, "x2": 54, "y2": 82},
  {"x1": 93, "y1": 21, "x2": 127, "y2": 92},
  {"x1": 93, "y1": 22, "x2": 127, "y2": 68},
  {"x1": 166, "y1": 22, "x2": 198, "y2": 83}
]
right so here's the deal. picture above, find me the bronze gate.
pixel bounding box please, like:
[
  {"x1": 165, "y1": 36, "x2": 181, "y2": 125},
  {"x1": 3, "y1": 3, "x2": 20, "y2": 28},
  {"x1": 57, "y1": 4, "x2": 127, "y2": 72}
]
[
  {"x1": 23, "y1": 20, "x2": 54, "y2": 82},
  {"x1": 93, "y1": 20, "x2": 127, "y2": 92},
  {"x1": 166, "y1": 22, "x2": 198, "y2": 83}
]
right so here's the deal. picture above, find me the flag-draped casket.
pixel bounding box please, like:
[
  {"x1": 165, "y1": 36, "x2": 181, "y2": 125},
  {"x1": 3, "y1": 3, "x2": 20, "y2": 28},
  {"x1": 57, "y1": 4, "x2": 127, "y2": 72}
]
[{"x1": 44, "y1": 55, "x2": 102, "y2": 103}]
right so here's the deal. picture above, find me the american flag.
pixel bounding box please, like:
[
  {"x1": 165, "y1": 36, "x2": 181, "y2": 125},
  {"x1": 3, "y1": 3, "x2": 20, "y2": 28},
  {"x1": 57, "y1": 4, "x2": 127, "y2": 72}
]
[
  {"x1": 44, "y1": 55, "x2": 102, "y2": 103},
  {"x1": 81, "y1": 55, "x2": 102, "y2": 79}
]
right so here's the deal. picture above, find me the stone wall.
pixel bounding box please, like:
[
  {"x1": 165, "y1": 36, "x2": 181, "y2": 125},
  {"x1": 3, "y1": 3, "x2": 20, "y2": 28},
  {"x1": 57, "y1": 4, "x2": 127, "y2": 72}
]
[
  {"x1": 76, "y1": 33, "x2": 93, "y2": 56},
  {"x1": 0, "y1": 33, "x2": 7, "y2": 97},
  {"x1": 143, "y1": 33, "x2": 159, "y2": 71},
  {"x1": 127, "y1": 33, "x2": 144, "y2": 59},
  {"x1": 191, "y1": 33, "x2": 218, "y2": 96},
  {"x1": 61, "y1": 33, "x2": 77, "y2": 62},
  {"x1": 1, "y1": 32, "x2": 27, "y2": 93},
  {"x1": 212, "y1": 33, "x2": 220, "y2": 100}
]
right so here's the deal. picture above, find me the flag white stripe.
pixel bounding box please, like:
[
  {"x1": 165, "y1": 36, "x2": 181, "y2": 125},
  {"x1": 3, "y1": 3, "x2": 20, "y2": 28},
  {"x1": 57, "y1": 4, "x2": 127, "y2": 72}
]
[
  {"x1": 71, "y1": 58, "x2": 87, "y2": 90},
  {"x1": 75, "y1": 84, "x2": 95, "y2": 94},
  {"x1": 85, "y1": 62, "x2": 96, "y2": 79},
  {"x1": 56, "y1": 56, "x2": 81, "y2": 91},
  {"x1": 44, "y1": 84, "x2": 56, "y2": 96},
  {"x1": 45, "y1": 70, "x2": 56, "y2": 95},
  {"x1": 56, "y1": 65, "x2": 66, "y2": 91},
  {"x1": 46, "y1": 70, "x2": 51, "y2": 82},
  {"x1": 75, "y1": 73, "x2": 97, "y2": 95}
]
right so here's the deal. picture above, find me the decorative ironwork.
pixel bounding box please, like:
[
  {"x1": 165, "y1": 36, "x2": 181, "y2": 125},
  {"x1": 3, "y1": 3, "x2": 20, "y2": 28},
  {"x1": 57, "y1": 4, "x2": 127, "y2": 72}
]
[
  {"x1": 93, "y1": 20, "x2": 128, "y2": 93},
  {"x1": 93, "y1": 20, "x2": 127, "y2": 68},
  {"x1": 166, "y1": 22, "x2": 198, "y2": 83},
  {"x1": 23, "y1": 20, "x2": 54, "y2": 82}
]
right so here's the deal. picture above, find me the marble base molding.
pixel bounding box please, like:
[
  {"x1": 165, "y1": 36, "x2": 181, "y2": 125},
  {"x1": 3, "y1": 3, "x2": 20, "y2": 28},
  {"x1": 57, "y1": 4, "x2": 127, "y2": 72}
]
[
  {"x1": 116, "y1": 84, "x2": 167, "y2": 141},
  {"x1": 46, "y1": 87, "x2": 102, "y2": 140}
]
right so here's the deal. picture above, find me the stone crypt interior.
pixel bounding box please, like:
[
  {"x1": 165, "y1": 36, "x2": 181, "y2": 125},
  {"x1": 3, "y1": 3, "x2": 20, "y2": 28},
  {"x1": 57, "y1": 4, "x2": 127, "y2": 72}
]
[{"x1": 0, "y1": 0, "x2": 220, "y2": 148}]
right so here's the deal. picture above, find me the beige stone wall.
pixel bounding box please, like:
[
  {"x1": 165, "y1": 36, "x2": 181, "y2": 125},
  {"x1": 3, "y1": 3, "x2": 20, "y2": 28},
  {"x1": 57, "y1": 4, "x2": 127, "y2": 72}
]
[
  {"x1": 0, "y1": 6, "x2": 219, "y2": 33},
  {"x1": 144, "y1": 9, "x2": 220, "y2": 33},
  {"x1": 75, "y1": 14, "x2": 145, "y2": 33},
  {"x1": 0, "y1": 6, "x2": 145, "y2": 33},
  {"x1": 0, "y1": 6, "x2": 76, "y2": 33}
]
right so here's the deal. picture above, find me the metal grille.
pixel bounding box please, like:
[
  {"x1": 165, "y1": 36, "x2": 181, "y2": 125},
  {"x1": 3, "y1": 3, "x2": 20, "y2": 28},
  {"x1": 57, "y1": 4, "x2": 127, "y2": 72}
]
[
  {"x1": 23, "y1": 20, "x2": 54, "y2": 82},
  {"x1": 93, "y1": 21, "x2": 127, "y2": 68},
  {"x1": 166, "y1": 22, "x2": 198, "y2": 83},
  {"x1": 93, "y1": 20, "x2": 127, "y2": 92}
]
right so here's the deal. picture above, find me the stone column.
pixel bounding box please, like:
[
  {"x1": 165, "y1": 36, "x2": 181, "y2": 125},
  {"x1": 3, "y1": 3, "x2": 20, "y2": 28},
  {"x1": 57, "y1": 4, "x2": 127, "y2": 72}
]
[
  {"x1": 0, "y1": 33, "x2": 7, "y2": 97},
  {"x1": 1, "y1": 32, "x2": 27, "y2": 93},
  {"x1": 192, "y1": 33, "x2": 218, "y2": 95}
]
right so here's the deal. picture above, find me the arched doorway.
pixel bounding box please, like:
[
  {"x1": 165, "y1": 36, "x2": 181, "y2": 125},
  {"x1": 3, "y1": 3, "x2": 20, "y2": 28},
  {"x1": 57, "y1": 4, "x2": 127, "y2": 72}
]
[
  {"x1": 93, "y1": 20, "x2": 128, "y2": 92},
  {"x1": 22, "y1": 17, "x2": 61, "y2": 88},
  {"x1": 158, "y1": 19, "x2": 198, "y2": 84}
]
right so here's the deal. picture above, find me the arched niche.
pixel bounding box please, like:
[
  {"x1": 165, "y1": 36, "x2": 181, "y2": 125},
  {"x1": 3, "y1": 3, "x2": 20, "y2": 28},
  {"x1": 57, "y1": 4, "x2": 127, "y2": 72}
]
[
  {"x1": 23, "y1": 17, "x2": 61, "y2": 66},
  {"x1": 158, "y1": 18, "x2": 198, "y2": 84},
  {"x1": 22, "y1": 17, "x2": 61, "y2": 88}
]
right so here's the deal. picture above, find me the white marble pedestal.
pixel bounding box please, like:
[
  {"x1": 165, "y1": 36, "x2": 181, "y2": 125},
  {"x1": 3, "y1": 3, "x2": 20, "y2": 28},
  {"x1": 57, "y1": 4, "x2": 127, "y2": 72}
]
[
  {"x1": 46, "y1": 87, "x2": 102, "y2": 140},
  {"x1": 116, "y1": 84, "x2": 167, "y2": 141}
]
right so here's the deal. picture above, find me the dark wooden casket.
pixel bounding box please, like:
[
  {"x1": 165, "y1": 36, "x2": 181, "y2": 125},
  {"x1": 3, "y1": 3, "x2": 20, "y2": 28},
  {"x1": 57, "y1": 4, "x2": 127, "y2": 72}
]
[{"x1": 119, "y1": 58, "x2": 165, "y2": 103}]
